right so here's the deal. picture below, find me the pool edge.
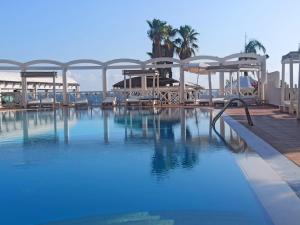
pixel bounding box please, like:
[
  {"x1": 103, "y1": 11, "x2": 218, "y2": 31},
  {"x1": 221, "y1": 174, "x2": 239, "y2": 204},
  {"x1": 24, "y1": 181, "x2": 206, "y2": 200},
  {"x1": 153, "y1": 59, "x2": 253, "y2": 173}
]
[{"x1": 223, "y1": 114, "x2": 300, "y2": 225}]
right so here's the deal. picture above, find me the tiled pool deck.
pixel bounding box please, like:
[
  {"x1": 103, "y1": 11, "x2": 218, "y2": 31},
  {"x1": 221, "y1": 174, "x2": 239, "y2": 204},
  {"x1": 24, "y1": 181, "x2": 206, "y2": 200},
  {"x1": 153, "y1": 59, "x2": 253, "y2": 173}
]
[
  {"x1": 226, "y1": 106, "x2": 300, "y2": 167},
  {"x1": 225, "y1": 105, "x2": 300, "y2": 199}
]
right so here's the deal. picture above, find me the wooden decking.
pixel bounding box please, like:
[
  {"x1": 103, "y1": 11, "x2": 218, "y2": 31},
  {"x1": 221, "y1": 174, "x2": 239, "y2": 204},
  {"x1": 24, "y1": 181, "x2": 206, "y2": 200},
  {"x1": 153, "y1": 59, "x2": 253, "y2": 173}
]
[{"x1": 226, "y1": 105, "x2": 300, "y2": 166}]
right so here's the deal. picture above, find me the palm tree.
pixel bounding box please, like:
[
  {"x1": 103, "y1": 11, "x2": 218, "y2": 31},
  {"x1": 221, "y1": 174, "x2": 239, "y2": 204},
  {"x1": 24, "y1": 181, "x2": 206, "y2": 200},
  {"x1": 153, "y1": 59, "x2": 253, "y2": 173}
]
[
  {"x1": 147, "y1": 19, "x2": 167, "y2": 58},
  {"x1": 176, "y1": 25, "x2": 199, "y2": 60},
  {"x1": 243, "y1": 39, "x2": 266, "y2": 76},
  {"x1": 244, "y1": 39, "x2": 266, "y2": 54},
  {"x1": 161, "y1": 25, "x2": 177, "y2": 78},
  {"x1": 162, "y1": 25, "x2": 177, "y2": 58}
]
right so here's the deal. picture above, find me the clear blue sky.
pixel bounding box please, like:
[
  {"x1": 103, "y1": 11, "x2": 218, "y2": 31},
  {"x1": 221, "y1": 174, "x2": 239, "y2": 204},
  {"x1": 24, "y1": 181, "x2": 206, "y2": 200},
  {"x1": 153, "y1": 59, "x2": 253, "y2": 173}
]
[{"x1": 0, "y1": 0, "x2": 299, "y2": 90}]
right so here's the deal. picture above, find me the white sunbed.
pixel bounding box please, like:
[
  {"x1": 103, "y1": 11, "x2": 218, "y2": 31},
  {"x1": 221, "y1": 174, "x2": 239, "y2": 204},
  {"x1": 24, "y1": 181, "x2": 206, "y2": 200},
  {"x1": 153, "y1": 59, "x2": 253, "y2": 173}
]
[
  {"x1": 27, "y1": 99, "x2": 41, "y2": 108},
  {"x1": 212, "y1": 97, "x2": 227, "y2": 107},
  {"x1": 185, "y1": 99, "x2": 196, "y2": 105},
  {"x1": 75, "y1": 98, "x2": 89, "y2": 109},
  {"x1": 126, "y1": 96, "x2": 141, "y2": 106},
  {"x1": 195, "y1": 98, "x2": 210, "y2": 106},
  {"x1": 102, "y1": 97, "x2": 117, "y2": 107},
  {"x1": 139, "y1": 96, "x2": 160, "y2": 106},
  {"x1": 41, "y1": 98, "x2": 55, "y2": 108}
]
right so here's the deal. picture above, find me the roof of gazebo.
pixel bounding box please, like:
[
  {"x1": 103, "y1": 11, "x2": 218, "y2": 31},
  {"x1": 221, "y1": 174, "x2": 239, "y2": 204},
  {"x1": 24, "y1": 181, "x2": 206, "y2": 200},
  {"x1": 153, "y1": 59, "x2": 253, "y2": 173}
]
[
  {"x1": 184, "y1": 63, "x2": 260, "y2": 74},
  {"x1": 282, "y1": 50, "x2": 300, "y2": 63}
]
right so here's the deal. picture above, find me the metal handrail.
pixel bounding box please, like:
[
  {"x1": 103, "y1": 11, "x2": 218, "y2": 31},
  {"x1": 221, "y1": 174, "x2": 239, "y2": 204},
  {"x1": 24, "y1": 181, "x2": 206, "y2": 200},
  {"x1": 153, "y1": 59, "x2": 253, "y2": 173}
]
[{"x1": 211, "y1": 98, "x2": 253, "y2": 128}]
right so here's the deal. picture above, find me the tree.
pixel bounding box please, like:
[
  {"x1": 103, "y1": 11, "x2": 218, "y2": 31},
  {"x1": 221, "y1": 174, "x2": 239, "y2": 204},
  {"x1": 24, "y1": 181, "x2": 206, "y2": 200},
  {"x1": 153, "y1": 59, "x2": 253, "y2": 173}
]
[
  {"x1": 146, "y1": 21, "x2": 200, "y2": 79},
  {"x1": 161, "y1": 25, "x2": 177, "y2": 78},
  {"x1": 147, "y1": 19, "x2": 167, "y2": 58},
  {"x1": 176, "y1": 25, "x2": 199, "y2": 60},
  {"x1": 244, "y1": 39, "x2": 266, "y2": 54},
  {"x1": 243, "y1": 39, "x2": 266, "y2": 76}
]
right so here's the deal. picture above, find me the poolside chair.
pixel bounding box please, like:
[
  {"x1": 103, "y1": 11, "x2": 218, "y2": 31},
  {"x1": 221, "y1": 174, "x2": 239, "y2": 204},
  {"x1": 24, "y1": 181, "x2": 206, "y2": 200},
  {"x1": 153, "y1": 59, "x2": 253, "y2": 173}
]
[
  {"x1": 41, "y1": 98, "x2": 56, "y2": 108},
  {"x1": 75, "y1": 98, "x2": 89, "y2": 109},
  {"x1": 27, "y1": 99, "x2": 41, "y2": 108},
  {"x1": 184, "y1": 99, "x2": 196, "y2": 105},
  {"x1": 102, "y1": 96, "x2": 117, "y2": 107},
  {"x1": 139, "y1": 96, "x2": 160, "y2": 106},
  {"x1": 195, "y1": 98, "x2": 210, "y2": 106},
  {"x1": 126, "y1": 96, "x2": 140, "y2": 106},
  {"x1": 194, "y1": 94, "x2": 212, "y2": 106},
  {"x1": 212, "y1": 97, "x2": 227, "y2": 107}
]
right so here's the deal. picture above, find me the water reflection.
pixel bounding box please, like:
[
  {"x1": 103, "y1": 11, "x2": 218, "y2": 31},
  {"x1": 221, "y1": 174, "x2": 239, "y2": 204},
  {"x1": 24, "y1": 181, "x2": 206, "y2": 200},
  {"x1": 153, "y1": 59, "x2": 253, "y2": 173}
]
[{"x1": 0, "y1": 107, "x2": 248, "y2": 175}]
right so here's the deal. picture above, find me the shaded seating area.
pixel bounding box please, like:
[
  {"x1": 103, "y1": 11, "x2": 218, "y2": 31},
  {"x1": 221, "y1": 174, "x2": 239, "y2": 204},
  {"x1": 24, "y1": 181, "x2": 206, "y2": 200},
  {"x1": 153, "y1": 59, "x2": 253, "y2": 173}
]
[
  {"x1": 115, "y1": 69, "x2": 165, "y2": 107},
  {"x1": 27, "y1": 99, "x2": 41, "y2": 108},
  {"x1": 102, "y1": 96, "x2": 117, "y2": 107},
  {"x1": 184, "y1": 60, "x2": 264, "y2": 107},
  {"x1": 74, "y1": 98, "x2": 89, "y2": 109},
  {"x1": 20, "y1": 72, "x2": 59, "y2": 109},
  {"x1": 41, "y1": 98, "x2": 57, "y2": 108}
]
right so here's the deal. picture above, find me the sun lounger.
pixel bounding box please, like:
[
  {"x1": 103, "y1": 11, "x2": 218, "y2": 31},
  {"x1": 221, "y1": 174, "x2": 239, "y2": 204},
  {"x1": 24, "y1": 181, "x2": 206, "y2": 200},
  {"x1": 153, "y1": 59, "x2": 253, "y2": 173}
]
[
  {"x1": 75, "y1": 98, "x2": 89, "y2": 109},
  {"x1": 212, "y1": 97, "x2": 227, "y2": 107},
  {"x1": 139, "y1": 96, "x2": 160, "y2": 106},
  {"x1": 41, "y1": 98, "x2": 56, "y2": 108},
  {"x1": 27, "y1": 99, "x2": 41, "y2": 108},
  {"x1": 185, "y1": 99, "x2": 196, "y2": 105},
  {"x1": 195, "y1": 98, "x2": 210, "y2": 106},
  {"x1": 102, "y1": 96, "x2": 117, "y2": 107},
  {"x1": 126, "y1": 96, "x2": 140, "y2": 106}
]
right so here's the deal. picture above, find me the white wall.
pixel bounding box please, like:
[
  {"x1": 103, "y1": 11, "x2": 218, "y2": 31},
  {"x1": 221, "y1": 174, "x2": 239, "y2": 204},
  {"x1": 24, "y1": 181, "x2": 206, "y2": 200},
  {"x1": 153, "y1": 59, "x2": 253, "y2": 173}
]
[{"x1": 266, "y1": 71, "x2": 281, "y2": 106}]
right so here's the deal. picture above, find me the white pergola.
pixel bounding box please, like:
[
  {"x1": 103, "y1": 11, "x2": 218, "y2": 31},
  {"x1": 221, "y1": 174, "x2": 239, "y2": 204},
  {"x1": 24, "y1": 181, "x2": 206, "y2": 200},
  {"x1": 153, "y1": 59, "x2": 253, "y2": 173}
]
[
  {"x1": 20, "y1": 71, "x2": 57, "y2": 107},
  {"x1": 184, "y1": 63, "x2": 262, "y2": 105},
  {"x1": 122, "y1": 69, "x2": 160, "y2": 97},
  {"x1": 281, "y1": 51, "x2": 300, "y2": 119},
  {"x1": 0, "y1": 53, "x2": 266, "y2": 108}
]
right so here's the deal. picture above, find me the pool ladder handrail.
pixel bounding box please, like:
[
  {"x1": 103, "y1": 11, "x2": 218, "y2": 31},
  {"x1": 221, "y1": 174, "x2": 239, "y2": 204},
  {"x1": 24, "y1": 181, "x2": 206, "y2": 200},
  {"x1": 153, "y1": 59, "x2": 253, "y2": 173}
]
[{"x1": 211, "y1": 98, "x2": 254, "y2": 128}]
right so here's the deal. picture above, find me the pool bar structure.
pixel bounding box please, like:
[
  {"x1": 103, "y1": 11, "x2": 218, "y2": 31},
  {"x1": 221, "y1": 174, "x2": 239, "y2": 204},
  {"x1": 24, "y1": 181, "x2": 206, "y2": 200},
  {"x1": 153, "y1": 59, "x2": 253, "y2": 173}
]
[{"x1": 0, "y1": 53, "x2": 267, "y2": 106}]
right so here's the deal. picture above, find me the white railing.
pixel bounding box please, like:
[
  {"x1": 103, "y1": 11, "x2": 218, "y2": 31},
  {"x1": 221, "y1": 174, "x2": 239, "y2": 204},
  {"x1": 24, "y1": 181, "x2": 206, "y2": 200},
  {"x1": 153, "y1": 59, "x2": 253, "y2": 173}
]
[
  {"x1": 112, "y1": 87, "x2": 204, "y2": 104},
  {"x1": 2, "y1": 86, "x2": 261, "y2": 108}
]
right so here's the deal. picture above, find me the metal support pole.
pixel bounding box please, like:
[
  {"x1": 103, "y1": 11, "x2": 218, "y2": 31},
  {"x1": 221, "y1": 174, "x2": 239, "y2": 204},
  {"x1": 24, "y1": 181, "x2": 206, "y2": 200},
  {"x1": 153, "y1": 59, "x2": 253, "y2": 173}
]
[
  {"x1": 123, "y1": 74, "x2": 127, "y2": 99},
  {"x1": 53, "y1": 74, "x2": 56, "y2": 107},
  {"x1": 281, "y1": 63, "x2": 286, "y2": 105},
  {"x1": 62, "y1": 68, "x2": 68, "y2": 106},
  {"x1": 102, "y1": 67, "x2": 107, "y2": 97},
  {"x1": 208, "y1": 72, "x2": 213, "y2": 106},
  {"x1": 229, "y1": 72, "x2": 233, "y2": 95},
  {"x1": 219, "y1": 71, "x2": 225, "y2": 96},
  {"x1": 179, "y1": 66, "x2": 185, "y2": 104},
  {"x1": 21, "y1": 73, "x2": 28, "y2": 108},
  {"x1": 129, "y1": 75, "x2": 132, "y2": 96},
  {"x1": 237, "y1": 71, "x2": 241, "y2": 96}
]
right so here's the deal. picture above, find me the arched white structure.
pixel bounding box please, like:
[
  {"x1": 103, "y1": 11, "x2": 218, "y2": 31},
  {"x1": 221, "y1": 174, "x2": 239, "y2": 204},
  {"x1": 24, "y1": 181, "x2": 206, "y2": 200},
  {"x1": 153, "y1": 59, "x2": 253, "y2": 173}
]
[
  {"x1": 0, "y1": 53, "x2": 266, "y2": 107},
  {"x1": 281, "y1": 50, "x2": 300, "y2": 119}
]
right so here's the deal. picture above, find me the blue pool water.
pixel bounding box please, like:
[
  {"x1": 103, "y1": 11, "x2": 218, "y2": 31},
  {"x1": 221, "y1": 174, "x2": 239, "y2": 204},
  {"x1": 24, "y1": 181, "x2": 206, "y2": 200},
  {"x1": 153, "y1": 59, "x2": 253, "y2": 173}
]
[{"x1": 0, "y1": 108, "x2": 272, "y2": 225}]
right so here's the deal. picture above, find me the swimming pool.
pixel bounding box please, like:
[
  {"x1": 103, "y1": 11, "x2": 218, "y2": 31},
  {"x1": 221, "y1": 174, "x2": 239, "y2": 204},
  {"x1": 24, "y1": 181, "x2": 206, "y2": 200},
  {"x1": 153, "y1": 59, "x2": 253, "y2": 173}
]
[{"x1": 0, "y1": 108, "x2": 273, "y2": 225}]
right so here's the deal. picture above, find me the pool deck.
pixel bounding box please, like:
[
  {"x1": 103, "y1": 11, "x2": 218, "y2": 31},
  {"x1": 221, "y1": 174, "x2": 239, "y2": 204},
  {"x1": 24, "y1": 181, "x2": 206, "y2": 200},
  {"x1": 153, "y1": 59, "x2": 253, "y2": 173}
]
[{"x1": 226, "y1": 105, "x2": 300, "y2": 167}]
